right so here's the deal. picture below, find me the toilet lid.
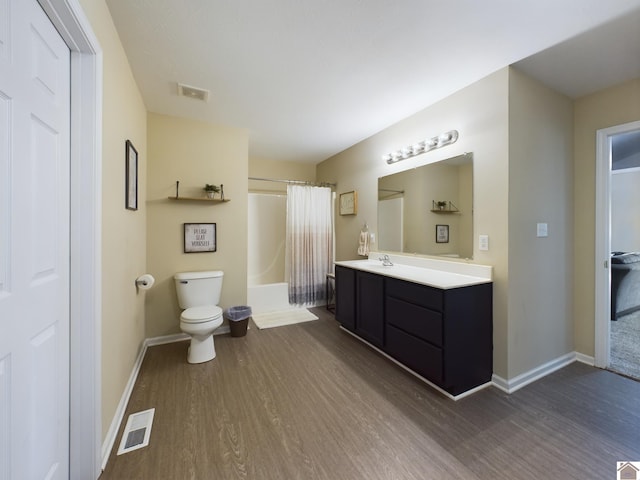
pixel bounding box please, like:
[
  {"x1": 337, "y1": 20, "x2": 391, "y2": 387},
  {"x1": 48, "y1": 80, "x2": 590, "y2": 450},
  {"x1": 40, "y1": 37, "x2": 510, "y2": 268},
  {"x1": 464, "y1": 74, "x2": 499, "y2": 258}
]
[{"x1": 181, "y1": 305, "x2": 222, "y2": 323}]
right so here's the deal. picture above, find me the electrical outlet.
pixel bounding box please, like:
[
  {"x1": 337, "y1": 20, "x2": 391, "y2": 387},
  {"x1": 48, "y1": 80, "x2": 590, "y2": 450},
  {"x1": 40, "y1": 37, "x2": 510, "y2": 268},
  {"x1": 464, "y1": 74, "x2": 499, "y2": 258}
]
[{"x1": 537, "y1": 223, "x2": 548, "y2": 237}]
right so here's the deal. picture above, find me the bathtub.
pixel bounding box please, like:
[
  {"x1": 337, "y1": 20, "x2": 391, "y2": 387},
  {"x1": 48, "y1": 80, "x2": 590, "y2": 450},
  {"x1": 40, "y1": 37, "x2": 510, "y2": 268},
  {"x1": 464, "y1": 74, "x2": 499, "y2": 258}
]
[{"x1": 247, "y1": 282, "x2": 293, "y2": 314}]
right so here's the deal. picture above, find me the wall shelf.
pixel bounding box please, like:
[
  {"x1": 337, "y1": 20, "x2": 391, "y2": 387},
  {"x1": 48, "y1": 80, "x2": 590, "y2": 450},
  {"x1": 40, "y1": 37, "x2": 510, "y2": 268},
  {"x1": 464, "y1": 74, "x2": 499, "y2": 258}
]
[
  {"x1": 430, "y1": 209, "x2": 460, "y2": 214},
  {"x1": 168, "y1": 196, "x2": 230, "y2": 204},
  {"x1": 431, "y1": 200, "x2": 459, "y2": 213}
]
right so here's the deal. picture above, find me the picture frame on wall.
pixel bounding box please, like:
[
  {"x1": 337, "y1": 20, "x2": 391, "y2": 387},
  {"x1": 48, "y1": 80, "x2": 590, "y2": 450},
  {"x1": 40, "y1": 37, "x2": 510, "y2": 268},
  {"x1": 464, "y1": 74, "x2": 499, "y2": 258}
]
[
  {"x1": 339, "y1": 190, "x2": 357, "y2": 215},
  {"x1": 125, "y1": 139, "x2": 138, "y2": 211},
  {"x1": 436, "y1": 224, "x2": 449, "y2": 243},
  {"x1": 184, "y1": 223, "x2": 217, "y2": 253}
]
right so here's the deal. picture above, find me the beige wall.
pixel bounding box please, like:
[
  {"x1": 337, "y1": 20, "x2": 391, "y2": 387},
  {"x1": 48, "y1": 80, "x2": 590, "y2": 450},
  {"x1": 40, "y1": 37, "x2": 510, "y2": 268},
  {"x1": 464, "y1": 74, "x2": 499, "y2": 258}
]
[
  {"x1": 508, "y1": 68, "x2": 574, "y2": 377},
  {"x1": 317, "y1": 69, "x2": 511, "y2": 377},
  {"x1": 146, "y1": 113, "x2": 248, "y2": 338},
  {"x1": 317, "y1": 67, "x2": 580, "y2": 381},
  {"x1": 78, "y1": 0, "x2": 148, "y2": 441},
  {"x1": 573, "y1": 78, "x2": 640, "y2": 355}
]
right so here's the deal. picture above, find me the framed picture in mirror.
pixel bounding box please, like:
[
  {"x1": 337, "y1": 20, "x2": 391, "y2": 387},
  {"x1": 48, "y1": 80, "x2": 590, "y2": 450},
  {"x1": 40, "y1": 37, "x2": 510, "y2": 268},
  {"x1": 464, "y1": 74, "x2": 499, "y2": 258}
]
[{"x1": 436, "y1": 224, "x2": 449, "y2": 243}]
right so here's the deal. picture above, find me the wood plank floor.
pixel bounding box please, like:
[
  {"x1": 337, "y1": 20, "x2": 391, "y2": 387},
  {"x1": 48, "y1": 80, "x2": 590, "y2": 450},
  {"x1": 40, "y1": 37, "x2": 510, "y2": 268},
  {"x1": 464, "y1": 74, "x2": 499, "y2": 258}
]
[{"x1": 100, "y1": 308, "x2": 640, "y2": 480}]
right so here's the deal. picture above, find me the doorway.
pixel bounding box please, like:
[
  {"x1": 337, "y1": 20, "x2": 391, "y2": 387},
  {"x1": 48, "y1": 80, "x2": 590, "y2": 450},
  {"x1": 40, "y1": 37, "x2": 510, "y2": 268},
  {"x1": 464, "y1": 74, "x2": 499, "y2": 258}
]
[
  {"x1": 594, "y1": 120, "x2": 640, "y2": 379},
  {"x1": 35, "y1": 0, "x2": 102, "y2": 477}
]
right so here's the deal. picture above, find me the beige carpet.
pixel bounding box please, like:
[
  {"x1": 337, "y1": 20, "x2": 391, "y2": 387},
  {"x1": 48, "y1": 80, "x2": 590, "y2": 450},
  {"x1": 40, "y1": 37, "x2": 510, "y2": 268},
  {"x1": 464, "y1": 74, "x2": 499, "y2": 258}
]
[
  {"x1": 251, "y1": 308, "x2": 319, "y2": 330},
  {"x1": 610, "y1": 310, "x2": 640, "y2": 381}
]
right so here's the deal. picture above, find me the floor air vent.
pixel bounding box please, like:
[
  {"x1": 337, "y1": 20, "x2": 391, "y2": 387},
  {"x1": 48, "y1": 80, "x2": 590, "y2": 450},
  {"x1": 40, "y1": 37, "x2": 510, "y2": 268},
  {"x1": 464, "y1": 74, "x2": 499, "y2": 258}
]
[{"x1": 117, "y1": 408, "x2": 155, "y2": 455}]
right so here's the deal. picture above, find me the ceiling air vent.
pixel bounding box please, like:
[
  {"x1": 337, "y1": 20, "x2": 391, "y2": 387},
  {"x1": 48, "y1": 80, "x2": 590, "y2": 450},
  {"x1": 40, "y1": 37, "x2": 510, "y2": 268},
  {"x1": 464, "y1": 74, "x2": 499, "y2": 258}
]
[{"x1": 177, "y1": 83, "x2": 210, "y2": 102}]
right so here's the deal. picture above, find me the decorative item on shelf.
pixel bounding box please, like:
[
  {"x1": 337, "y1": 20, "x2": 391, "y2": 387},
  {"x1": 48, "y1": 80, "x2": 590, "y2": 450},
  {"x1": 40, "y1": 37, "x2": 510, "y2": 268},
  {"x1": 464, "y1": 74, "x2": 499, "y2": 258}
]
[
  {"x1": 169, "y1": 181, "x2": 230, "y2": 202},
  {"x1": 203, "y1": 183, "x2": 220, "y2": 199},
  {"x1": 431, "y1": 200, "x2": 459, "y2": 213}
]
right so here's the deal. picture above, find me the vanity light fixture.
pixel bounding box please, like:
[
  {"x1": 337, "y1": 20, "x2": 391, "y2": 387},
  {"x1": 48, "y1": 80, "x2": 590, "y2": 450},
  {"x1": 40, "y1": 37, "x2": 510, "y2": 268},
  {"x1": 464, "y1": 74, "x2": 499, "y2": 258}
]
[{"x1": 383, "y1": 130, "x2": 459, "y2": 164}]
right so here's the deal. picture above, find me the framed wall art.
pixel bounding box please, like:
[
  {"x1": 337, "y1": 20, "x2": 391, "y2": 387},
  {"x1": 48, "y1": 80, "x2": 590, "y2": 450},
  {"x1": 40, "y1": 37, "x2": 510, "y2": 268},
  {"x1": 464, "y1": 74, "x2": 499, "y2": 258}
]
[
  {"x1": 125, "y1": 139, "x2": 138, "y2": 210},
  {"x1": 436, "y1": 224, "x2": 449, "y2": 243},
  {"x1": 339, "y1": 190, "x2": 357, "y2": 215},
  {"x1": 184, "y1": 223, "x2": 217, "y2": 253}
]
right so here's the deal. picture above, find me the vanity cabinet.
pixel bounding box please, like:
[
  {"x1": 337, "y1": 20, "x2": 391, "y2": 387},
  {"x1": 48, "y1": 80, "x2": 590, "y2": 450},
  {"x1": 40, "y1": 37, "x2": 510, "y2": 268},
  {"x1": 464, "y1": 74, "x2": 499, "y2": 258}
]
[
  {"x1": 335, "y1": 266, "x2": 384, "y2": 348},
  {"x1": 385, "y1": 278, "x2": 492, "y2": 395},
  {"x1": 355, "y1": 271, "x2": 385, "y2": 348},
  {"x1": 335, "y1": 265, "x2": 492, "y2": 396},
  {"x1": 335, "y1": 266, "x2": 355, "y2": 330}
]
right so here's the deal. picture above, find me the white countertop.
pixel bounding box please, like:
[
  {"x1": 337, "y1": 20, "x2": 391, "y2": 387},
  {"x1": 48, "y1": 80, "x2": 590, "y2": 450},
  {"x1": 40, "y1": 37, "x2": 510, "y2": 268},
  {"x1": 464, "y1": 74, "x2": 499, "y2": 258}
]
[{"x1": 334, "y1": 256, "x2": 492, "y2": 289}]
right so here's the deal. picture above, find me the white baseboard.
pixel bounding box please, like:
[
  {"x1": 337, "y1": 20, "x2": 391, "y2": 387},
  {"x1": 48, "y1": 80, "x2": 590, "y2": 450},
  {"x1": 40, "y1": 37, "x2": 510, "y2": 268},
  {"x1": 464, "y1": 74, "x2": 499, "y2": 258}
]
[
  {"x1": 574, "y1": 351, "x2": 595, "y2": 366},
  {"x1": 101, "y1": 340, "x2": 149, "y2": 470},
  {"x1": 146, "y1": 326, "x2": 231, "y2": 346},
  {"x1": 145, "y1": 332, "x2": 190, "y2": 347},
  {"x1": 100, "y1": 328, "x2": 235, "y2": 470},
  {"x1": 491, "y1": 351, "x2": 580, "y2": 394}
]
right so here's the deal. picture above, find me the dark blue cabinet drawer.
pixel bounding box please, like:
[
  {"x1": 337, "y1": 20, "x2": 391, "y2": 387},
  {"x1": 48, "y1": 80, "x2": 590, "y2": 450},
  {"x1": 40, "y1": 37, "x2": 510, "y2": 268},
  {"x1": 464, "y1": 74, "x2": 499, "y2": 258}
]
[
  {"x1": 385, "y1": 277, "x2": 443, "y2": 312},
  {"x1": 386, "y1": 324, "x2": 443, "y2": 385},
  {"x1": 385, "y1": 296, "x2": 443, "y2": 347}
]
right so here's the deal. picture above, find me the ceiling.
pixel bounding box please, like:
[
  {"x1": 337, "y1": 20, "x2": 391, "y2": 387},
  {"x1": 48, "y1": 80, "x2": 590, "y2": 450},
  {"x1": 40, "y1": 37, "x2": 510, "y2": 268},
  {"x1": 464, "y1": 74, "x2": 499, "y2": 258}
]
[{"x1": 106, "y1": 0, "x2": 640, "y2": 164}]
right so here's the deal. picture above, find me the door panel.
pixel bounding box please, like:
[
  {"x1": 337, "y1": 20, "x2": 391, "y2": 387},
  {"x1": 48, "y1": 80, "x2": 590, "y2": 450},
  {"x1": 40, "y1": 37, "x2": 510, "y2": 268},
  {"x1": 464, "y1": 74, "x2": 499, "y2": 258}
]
[{"x1": 0, "y1": 0, "x2": 70, "y2": 478}]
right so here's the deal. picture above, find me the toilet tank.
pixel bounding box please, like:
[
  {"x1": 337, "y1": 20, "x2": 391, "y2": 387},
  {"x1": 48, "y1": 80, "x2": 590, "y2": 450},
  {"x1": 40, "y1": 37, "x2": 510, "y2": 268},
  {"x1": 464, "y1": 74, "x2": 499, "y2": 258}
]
[{"x1": 174, "y1": 270, "x2": 224, "y2": 309}]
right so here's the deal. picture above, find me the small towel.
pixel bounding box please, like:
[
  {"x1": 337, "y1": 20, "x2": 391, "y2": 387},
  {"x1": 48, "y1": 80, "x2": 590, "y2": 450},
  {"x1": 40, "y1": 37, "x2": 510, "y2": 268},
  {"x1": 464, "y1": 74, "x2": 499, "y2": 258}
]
[{"x1": 357, "y1": 230, "x2": 370, "y2": 256}]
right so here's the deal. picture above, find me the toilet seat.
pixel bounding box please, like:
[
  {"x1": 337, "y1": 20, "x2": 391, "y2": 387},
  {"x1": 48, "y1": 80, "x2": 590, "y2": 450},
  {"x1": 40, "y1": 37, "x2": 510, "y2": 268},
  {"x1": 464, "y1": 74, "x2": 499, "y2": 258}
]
[{"x1": 180, "y1": 305, "x2": 222, "y2": 324}]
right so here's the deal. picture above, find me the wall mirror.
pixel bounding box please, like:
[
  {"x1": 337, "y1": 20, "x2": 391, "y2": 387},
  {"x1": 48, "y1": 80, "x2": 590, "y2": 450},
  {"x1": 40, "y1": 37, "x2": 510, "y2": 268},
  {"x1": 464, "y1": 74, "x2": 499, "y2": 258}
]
[{"x1": 377, "y1": 152, "x2": 473, "y2": 259}]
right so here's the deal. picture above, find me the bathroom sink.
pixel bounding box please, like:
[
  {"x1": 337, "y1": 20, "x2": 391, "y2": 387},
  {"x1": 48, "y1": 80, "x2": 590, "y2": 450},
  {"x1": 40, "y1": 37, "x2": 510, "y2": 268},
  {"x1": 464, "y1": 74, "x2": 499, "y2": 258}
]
[
  {"x1": 336, "y1": 259, "x2": 393, "y2": 271},
  {"x1": 334, "y1": 258, "x2": 491, "y2": 289}
]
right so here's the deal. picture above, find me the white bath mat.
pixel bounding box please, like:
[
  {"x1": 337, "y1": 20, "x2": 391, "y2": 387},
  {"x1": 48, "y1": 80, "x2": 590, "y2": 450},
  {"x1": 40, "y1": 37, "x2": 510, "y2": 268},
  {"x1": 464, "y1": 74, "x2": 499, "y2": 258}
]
[{"x1": 252, "y1": 308, "x2": 318, "y2": 330}]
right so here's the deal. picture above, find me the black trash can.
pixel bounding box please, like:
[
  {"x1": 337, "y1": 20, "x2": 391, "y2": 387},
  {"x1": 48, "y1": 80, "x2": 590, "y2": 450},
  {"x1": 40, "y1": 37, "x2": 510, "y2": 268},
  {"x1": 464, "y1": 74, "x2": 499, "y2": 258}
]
[{"x1": 225, "y1": 306, "x2": 252, "y2": 337}]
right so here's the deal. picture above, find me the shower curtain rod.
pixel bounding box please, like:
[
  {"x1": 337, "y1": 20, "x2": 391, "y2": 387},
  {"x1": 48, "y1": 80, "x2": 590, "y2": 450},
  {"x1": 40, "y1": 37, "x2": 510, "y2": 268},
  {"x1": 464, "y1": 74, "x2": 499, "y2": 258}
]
[
  {"x1": 378, "y1": 188, "x2": 405, "y2": 200},
  {"x1": 248, "y1": 176, "x2": 336, "y2": 188}
]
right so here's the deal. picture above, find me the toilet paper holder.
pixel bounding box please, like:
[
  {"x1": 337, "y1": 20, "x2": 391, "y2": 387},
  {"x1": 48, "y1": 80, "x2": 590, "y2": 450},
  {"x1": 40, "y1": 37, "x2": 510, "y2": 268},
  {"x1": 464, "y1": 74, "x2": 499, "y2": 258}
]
[{"x1": 135, "y1": 274, "x2": 155, "y2": 291}]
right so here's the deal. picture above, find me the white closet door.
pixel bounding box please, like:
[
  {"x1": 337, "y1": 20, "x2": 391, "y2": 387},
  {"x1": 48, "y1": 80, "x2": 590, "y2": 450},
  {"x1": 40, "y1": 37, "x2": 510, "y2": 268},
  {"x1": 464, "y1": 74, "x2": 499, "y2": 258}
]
[{"x1": 0, "y1": 0, "x2": 71, "y2": 478}]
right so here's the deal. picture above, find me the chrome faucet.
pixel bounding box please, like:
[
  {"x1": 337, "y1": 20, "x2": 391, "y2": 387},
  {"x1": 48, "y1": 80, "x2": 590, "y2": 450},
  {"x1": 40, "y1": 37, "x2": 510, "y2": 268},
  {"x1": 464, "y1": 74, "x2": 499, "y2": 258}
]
[{"x1": 378, "y1": 254, "x2": 394, "y2": 266}]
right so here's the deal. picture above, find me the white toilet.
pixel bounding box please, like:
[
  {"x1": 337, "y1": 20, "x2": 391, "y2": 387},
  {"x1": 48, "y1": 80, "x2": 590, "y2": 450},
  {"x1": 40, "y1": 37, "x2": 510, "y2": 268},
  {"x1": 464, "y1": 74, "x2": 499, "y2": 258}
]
[{"x1": 174, "y1": 270, "x2": 224, "y2": 364}]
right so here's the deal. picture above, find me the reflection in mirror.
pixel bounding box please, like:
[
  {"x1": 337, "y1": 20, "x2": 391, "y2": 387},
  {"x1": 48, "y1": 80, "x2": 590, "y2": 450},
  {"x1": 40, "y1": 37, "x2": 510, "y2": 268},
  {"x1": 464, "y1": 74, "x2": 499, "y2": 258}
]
[{"x1": 378, "y1": 153, "x2": 473, "y2": 259}]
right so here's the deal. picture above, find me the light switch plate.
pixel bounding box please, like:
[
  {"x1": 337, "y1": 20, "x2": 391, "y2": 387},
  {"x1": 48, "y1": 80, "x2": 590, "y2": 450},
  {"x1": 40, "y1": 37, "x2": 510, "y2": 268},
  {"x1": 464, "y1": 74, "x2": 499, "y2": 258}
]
[
  {"x1": 479, "y1": 234, "x2": 489, "y2": 251},
  {"x1": 537, "y1": 223, "x2": 548, "y2": 237}
]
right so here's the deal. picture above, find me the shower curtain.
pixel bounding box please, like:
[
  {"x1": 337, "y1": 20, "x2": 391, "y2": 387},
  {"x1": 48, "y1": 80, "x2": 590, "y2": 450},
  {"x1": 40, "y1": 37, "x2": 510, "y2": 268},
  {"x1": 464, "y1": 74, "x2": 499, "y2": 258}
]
[{"x1": 286, "y1": 185, "x2": 333, "y2": 306}]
